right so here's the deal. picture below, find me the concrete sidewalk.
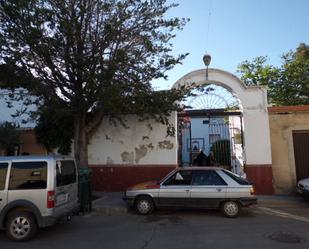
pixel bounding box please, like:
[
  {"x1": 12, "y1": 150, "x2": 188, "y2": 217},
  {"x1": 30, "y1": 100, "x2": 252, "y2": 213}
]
[
  {"x1": 258, "y1": 194, "x2": 309, "y2": 207},
  {"x1": 92, "y1": 192, "x2": 309, "y2": 215},
  {"x1": 92, "y1": 192, "x2": 128, "y2": 215}
]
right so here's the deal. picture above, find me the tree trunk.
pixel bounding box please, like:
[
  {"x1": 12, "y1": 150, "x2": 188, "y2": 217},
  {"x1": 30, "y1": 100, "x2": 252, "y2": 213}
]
[{"x1": 74, "y1": 115, "x2": 88, "y2": 168}]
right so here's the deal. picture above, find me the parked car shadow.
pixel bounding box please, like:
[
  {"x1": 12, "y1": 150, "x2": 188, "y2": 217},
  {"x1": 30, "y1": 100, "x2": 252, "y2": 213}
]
[{"x1": 134, "y1": 206, "x2": 258, "y2": 224}]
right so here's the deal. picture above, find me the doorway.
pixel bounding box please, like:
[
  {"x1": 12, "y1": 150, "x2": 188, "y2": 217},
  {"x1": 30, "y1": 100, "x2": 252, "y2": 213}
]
[
  {"x1": 293, "y1": 130, "x2": 309, "y2": 181},
  {"x1": 178, "y1": 110, "x2": 244, "y2": 174}
]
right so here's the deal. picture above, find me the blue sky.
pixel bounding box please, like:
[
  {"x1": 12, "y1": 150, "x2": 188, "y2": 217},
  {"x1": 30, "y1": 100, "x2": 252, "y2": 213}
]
[{"x1": 152, "y1": 0, "x2": 309, "y2": 89}]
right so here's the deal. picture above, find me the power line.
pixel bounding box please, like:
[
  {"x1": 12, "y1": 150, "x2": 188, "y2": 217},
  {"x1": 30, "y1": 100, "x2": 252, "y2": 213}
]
[{"x1": 205, "y1": 0, "x2": 212, "y2": 53}]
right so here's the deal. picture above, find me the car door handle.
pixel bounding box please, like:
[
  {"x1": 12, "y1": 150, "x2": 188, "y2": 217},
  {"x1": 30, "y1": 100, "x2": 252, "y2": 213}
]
[
  {"x1": 216, "y1": 188, "x2": 222, "y2": 192},
  {"x1": 185, "y1": 189, "x2": 190, "y2": 193}
]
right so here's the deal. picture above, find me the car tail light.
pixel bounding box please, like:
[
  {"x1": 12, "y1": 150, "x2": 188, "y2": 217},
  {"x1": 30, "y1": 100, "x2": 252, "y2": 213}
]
[
  {"x1": 47, "y1": 191, "x2": 55, "y2": 208},
  {"x1": 250, "y1": 187, "x2": 255, "y2": 195}
]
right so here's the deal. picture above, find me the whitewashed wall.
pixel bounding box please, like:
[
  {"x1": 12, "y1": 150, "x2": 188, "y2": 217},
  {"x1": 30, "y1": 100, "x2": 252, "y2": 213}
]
[{"x1": 88, "y1": 112, "x2": 178, "y2": 165}]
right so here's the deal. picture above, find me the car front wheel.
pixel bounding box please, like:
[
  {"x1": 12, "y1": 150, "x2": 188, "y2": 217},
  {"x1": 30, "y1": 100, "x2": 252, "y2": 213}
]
[
  {"x1": 221, "y1": 201, "x2": 241, "y2": 218},
  {"x1": 6, "y1": 211, "x2": 38, "y2": 241},
  {"x1": 135, "y1": 196, "x2": 155, "y2": 215}
]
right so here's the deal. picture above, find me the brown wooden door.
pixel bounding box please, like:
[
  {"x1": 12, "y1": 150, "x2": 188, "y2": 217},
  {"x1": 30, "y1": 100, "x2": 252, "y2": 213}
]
[{"x1": 293, "y1": 131, "x2": 309, "y2": 181}]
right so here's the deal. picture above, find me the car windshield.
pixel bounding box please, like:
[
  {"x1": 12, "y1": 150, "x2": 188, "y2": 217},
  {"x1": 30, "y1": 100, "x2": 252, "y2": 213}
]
[
  {"x1": 222, "y1": 170, "x2": 251, "y2": 185},
  {"x1": 159, "y1": 169, "x2": 177, "y2": 184}
]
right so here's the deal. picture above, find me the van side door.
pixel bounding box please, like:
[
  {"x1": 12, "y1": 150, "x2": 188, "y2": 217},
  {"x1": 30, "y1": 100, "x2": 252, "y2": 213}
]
[
  {"x1": 7, "y1": 161, "x2": 48, "y2": 215},
  {"x1": 0, "y1": 162, "x2": 9, "y2": 210},
  {"x1": 54, "y1": 160, "x2": 78, "y2": 209}
]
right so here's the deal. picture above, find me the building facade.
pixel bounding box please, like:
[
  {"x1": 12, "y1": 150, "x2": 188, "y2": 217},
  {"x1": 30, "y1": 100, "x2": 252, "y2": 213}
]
[
  {"x1": 89, "y1": 68, "x2": 274, "y2": 194},
  {"x1": 3, "y1": 70, "x2": 308, "y2": 195},
  {"x1": 88, "y1": 113, "x2": 178, "y2": 191},
  {"x1": 268, "y1": 105, "x2": 309, "y2": 194}
]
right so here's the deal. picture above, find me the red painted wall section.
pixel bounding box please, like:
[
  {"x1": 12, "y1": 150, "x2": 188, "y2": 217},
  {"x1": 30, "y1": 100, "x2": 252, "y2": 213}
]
[
  {"x1": 90, "y1": 164, "x2": 274, "y2": 194},
  {"x1": 245, "y1": 165, "x2": 274, "y2": 195},
  {"x1": 89, "y1": 165, "x2": 177, "y2": 191}
]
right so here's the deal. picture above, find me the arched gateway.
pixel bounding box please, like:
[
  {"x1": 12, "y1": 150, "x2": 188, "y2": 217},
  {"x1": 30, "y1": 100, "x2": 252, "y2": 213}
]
[{"x1": 173, "y1": 68, "x2": 273, "y2": 194}]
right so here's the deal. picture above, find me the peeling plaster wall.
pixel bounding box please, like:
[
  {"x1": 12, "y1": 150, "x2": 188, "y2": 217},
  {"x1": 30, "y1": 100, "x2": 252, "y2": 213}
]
[{"x1": 88, "y1": 112, "x2": 177, "y2": 165}]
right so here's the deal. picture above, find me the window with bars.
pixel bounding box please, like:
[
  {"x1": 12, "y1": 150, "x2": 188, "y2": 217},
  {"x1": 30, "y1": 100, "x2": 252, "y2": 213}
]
[{"x1": 209, "y1": 134, "x2": 220, "y2": 145}]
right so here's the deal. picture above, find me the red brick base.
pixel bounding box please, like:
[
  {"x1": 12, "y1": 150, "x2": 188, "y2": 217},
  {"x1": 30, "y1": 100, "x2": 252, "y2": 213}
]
[
  {"x1": 245, "y1": 164, "x2": 274, "y2": 195},
  {"x1": 89, "y1": 165, "x2": 177, "y2": 191}
]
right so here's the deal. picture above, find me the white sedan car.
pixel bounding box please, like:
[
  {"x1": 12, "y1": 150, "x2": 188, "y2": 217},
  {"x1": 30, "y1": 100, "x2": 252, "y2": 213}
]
[
  {"x1": 123, "y1": 167, "x2": 257, "y2": 218},
  {"x1": 297, "y1": 178, "x2": 309, "y2": 200}
]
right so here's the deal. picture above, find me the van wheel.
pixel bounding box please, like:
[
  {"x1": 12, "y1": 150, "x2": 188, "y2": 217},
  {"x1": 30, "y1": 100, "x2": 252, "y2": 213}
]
[
  {"x1": 135, "y1": 196, "x2": 155, "y2": 215},
  {"x1": 6, "y1": 211, "x2": 38, "y2": 241},
  {"x1": 221, "y1": 201, "x2": 241, "y2": 218}
]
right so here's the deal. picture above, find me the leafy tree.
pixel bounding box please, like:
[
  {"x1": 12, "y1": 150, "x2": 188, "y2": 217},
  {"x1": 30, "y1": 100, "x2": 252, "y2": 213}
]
[
  {"x1": 237, "y1": 43, "x2": 309, "y2": 106},
  {"x1": 236, "y1": 56, "x2": 279, "y2": 87},
  {"x1": 34, "y1": 106, "x2": 74, "y2": 155},
  {"x1": 0, "y1": 122, "x2": 20, "y2": 154},
  {"x1": 0, "y1": 0, "x2": 189, "y2": 167},
  {"x1": 296, "y1": 43, "x2": 309, "y2": 59}
]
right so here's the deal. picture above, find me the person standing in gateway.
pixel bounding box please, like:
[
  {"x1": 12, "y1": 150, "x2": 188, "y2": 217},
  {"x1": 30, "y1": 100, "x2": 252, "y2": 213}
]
[{"x1": 193, "y1": 149, "x2": 208, "y2": 166}]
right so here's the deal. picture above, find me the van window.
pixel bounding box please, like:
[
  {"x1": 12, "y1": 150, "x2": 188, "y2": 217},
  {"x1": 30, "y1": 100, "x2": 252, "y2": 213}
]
[
  {"x1": 0, "y1": 163, "x2": 8, "y2": 190},
  {"x1": 9, "y1": 161, "x2": 47, "y2": 190},
  {"x1": 56, "y1": 160, "x2": 76, "y2": 187}
]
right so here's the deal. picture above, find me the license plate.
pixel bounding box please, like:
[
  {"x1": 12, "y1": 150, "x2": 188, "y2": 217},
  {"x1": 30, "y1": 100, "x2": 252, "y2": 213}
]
[{"x1": 56, "y1": 193, "x2": 68, "y2": 205}]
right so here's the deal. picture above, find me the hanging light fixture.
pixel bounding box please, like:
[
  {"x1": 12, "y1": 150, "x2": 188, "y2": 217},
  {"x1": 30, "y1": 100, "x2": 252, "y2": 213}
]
[{"x1": 203, "y1": 54, "x2": 211, "y2": 80}]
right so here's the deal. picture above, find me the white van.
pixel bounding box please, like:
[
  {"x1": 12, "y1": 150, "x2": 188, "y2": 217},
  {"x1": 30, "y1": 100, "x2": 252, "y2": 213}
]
[{"x1": 0, "y1": 155, "x2": 79, "y2": 241}]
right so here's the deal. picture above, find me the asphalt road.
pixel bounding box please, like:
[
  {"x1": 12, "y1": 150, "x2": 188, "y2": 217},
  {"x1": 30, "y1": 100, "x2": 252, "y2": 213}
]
[{"x1": 1, "y1": 205, "x2": 309, "y2": 249}]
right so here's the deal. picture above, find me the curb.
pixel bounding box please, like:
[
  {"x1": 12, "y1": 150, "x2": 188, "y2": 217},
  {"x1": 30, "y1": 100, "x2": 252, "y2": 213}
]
[
  {"x1": 257, "y1": 195, "x2": 308, "y2": 207},
  {"x1": 92, "y1": 194, "x2": 129, "y2": 215},
  {"x1": 257, "y1": 201, "x2": 308, "y2": 208}
]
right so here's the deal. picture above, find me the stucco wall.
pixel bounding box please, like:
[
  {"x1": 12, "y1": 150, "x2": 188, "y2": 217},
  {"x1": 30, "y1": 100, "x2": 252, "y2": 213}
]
[
  {"x1": 88, "y1": 112, "x2": 177, "y2": 165},
  {"x1": 269, "y1": 106, "x2": 309, "y2": 194}
]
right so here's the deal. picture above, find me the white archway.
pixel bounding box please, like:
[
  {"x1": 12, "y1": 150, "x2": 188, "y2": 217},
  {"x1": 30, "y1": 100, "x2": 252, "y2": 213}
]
[{"x1": 173, "y1": 68, "x2": 272, "y2": 176}]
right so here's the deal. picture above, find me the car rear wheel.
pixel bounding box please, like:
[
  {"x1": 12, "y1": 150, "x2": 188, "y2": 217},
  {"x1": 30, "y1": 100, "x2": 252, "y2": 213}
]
[
  {"x1": 221, "y1": 201, "x2": 240, "y2": 218},
  {"x1": 135, "y1": 196, "x2": 155, "y2": 215},
  {"x1": 6, "y1": 211, "x2": 38, "y2": 241}
]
